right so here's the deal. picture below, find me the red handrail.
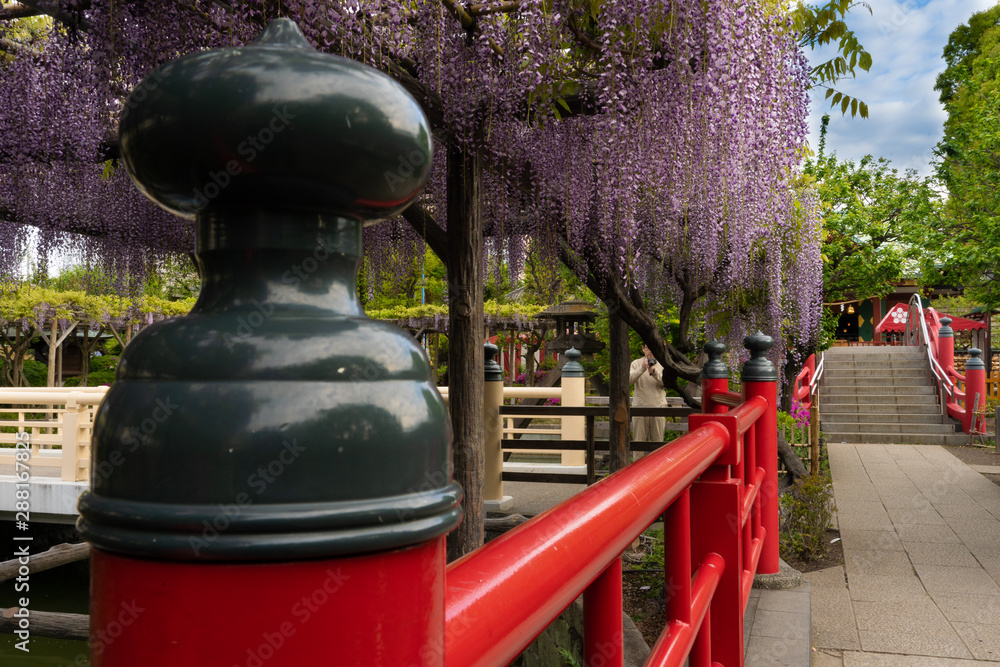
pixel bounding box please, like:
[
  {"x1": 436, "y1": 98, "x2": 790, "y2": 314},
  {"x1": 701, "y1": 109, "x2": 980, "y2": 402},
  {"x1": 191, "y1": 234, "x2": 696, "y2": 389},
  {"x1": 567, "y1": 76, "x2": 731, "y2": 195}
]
[
  {"x1": 445, "y1": 354, "x2": 778, "y2": 667},
  {"x1": 791, "y1": 354, "x2": 816, "y2": 409},
  {"x1": 445, "y1": 423, "x2": 728, "y2": 667}
]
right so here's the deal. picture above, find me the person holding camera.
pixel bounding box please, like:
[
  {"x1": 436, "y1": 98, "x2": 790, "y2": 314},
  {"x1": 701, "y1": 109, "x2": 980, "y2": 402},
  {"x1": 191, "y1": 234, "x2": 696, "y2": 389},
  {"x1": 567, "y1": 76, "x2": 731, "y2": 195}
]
[{"x1": 628, "y1": 344, "x2": 666, "y2": 457}]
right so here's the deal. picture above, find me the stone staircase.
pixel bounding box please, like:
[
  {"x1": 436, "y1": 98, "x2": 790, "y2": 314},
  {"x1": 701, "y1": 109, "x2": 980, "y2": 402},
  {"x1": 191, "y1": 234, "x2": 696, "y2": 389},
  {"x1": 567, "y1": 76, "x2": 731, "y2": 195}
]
[{"x1": 819, "y1": 346, "x2": 970, "y2": 445}]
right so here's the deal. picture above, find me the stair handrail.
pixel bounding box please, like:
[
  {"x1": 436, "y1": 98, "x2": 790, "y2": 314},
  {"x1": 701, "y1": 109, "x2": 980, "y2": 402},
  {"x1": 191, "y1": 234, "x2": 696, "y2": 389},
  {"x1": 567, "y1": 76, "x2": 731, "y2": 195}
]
[
  {"x1": 906, "y1": 294, "x2": 956, "y2": 402},
  {"x1": 809, "y1": 351, "x2": 825, "y2": 398}
]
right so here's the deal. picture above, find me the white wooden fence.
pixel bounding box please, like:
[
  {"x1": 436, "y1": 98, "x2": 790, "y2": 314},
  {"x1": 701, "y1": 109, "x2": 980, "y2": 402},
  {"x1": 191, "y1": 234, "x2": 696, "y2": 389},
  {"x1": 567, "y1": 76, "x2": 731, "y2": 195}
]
[{"x1": 0, "y1": 387, "x2": 108, "y2": 481}]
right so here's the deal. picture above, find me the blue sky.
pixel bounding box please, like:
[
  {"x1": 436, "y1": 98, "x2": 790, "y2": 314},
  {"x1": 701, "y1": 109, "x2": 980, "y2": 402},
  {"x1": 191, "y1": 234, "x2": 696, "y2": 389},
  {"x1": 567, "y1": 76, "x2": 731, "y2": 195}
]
[{"x1": 805, "y1": 0, "x2": 998, "y2": 177}]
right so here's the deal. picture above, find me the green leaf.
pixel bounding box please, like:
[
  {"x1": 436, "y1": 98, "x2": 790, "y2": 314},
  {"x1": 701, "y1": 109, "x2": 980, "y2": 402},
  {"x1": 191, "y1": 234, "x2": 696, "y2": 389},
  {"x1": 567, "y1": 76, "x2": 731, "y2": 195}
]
[
  {"x1": 841, "y1": 96, "x2": 850, "y2": 114},
  {"x1": 825, "y1": 88, "x2": 836, "y2": 100},
  {"x1": 858, "y1": 51, "x2": 872, "y2": 72},
  {"x1": 851, "y1": 98, "x2": 858, "y2": 117},
  {"x1": 557, "y1": 97, "x2": 571, "y2": 112},
  {"x1": 859, "y1": 101, "x2": 868, "y2": 119}
]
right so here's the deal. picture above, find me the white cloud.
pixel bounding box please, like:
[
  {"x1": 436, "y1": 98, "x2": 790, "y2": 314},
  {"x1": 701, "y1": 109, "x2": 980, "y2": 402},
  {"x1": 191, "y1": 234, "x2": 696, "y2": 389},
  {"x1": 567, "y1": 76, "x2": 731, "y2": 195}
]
[{"x1": 805, "y1": 0, "x2": 998, "y2": 177}]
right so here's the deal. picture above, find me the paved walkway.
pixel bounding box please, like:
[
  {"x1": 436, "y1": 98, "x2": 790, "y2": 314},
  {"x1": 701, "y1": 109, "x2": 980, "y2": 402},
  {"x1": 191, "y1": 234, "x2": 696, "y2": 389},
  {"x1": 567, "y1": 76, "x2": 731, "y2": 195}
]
[{"x1": 811, "y1": 443, "x2": 1000, "y2": 665}]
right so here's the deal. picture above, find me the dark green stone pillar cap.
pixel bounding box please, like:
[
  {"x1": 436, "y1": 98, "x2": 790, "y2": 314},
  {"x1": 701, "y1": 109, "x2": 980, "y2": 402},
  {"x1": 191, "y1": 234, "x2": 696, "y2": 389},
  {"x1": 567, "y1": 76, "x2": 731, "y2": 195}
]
[
  {"x1": 485, "y1": 342, "x2": 504, "y2": 382},
  {"x1": 78, "y1": 19, "x2": 455, "y2": 563},
  {"x1": 742, "y1": 331, "x2": 777, "y2": 382},
  {"x1": 562, "y1": 347, "x2": 585, "y2": 378},
  {"x1": 966, "y1": 348, "x2": 986, "y2": 370},
  {"x1": 118, "y1": 18, "x2": 432, "y2": 223},
  {"x1": 701, "y1": 340, "x2": 729, "y2": 379},
  {"x1": 939, "y1": 317, "x2": 954, "y2": 338}
]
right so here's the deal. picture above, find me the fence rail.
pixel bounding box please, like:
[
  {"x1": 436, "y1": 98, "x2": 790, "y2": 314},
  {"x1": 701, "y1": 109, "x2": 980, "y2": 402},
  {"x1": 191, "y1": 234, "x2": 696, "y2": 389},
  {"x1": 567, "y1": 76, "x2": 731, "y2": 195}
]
[{"x1": 0, "y1": 387, "x2": 107, "y2": 481}]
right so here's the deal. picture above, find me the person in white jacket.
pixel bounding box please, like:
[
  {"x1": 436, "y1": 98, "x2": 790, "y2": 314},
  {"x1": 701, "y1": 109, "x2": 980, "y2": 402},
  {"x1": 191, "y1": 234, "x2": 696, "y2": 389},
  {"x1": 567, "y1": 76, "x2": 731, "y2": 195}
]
[{"x1": 629, "y1": 344, "x2": 666, "y2": 453}]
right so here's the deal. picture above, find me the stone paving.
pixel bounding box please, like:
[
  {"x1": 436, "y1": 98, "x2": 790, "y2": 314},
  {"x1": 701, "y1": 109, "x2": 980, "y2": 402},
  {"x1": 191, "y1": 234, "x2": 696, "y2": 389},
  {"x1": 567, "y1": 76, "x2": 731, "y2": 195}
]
[{"x1": 810, "y1": 443, "x2": 1000, "y2": 665}]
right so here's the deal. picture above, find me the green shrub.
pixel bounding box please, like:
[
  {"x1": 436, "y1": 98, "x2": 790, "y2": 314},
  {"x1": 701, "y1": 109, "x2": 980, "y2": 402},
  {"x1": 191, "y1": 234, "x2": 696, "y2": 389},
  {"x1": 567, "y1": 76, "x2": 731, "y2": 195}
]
[
  {"x1": 23, "y1": 360, "x2": 48, "y2": 387},
  {"x1": 779, "y1": 474, "x2": 835, "y2": 562}
]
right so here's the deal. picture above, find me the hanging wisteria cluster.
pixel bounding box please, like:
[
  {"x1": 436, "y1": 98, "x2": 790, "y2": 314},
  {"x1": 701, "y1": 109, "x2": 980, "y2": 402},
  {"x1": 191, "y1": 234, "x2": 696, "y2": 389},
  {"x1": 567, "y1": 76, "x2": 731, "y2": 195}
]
[{"x1": 0, "y1": 0, "x2": 823, "y2": 356}]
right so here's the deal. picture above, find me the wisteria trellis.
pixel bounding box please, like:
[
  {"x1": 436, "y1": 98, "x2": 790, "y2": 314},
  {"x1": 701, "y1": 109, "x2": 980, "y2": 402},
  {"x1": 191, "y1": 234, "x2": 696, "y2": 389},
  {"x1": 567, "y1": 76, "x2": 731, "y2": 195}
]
[{"x1": 0, "y1": 0, "x2": 823, "y2": 364}]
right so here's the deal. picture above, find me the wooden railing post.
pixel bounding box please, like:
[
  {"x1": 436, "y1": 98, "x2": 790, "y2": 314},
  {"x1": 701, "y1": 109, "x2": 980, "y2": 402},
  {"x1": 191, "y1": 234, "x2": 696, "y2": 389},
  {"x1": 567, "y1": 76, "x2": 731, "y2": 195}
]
[
  {"x1": 560, "y1": 348, "x2": 586, "y2": 466},
  {"x1": 742, "y1": 332, "x2": 779, "y2": 575},
  {"x1": 60, "y1": 391, "x2": 88, "y2": 482},
  {"x1": 584, "y1": 558, "x2": 624, "y2": 667}
]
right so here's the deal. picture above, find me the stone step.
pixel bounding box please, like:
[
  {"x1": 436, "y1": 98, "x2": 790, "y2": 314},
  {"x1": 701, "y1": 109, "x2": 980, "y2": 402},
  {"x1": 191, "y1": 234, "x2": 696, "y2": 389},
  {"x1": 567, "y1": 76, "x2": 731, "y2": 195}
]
[
  {"x1": 823, "y1": 350, "x2": 926, "y2": 360},
  {"x1": 820, "y1": 384, "x2": 936, "y2": 395},
  {"x1": 825, "y1": 360, "x2": 928, "y2": 370},
  {"x1": 820, "y1": 412, "x2": 944, "y2": 424},
  {"x1": 822, "y1": 431, "x2": 972, "y2": 446},
  {"x1": 822, "y1": 380, "x2": 935, "y2": 390},
  {"x1": 819, "y1": 421, "x2": 958, "y2": 435},
  {"x1": 822, "y1": 368, "x2": 930, "y2": 379},
  {"x1": 820, "y1": 394, "x2": 940, "y2": 406}
]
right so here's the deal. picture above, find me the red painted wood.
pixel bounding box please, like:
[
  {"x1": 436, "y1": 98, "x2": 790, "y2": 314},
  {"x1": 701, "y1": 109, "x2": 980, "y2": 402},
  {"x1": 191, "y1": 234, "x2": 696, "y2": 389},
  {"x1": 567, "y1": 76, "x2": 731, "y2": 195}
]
[
  {"x1": 744, "y1": 377, "x2": 778, "y2": 574},
  {"x1": 584, "y1": 559, "x2": 623, "y2": 667},
  {"x1": 691, "y1": 475, "x2": 743, "y2": 667},
  {"x1": 90, "y1": 538, "x2": 446, "y2": 667},
  {"x1": 444, "y1": 425, "x2": 727, "y2": 667}
]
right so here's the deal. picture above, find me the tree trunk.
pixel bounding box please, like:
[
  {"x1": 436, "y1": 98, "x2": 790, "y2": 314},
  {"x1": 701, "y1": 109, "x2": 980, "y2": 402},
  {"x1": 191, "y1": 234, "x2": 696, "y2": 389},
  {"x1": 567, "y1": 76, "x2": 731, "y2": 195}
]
[
  {"x1": 46, "y1": 318, "x2": 57, "y2": 387},
  {"x1": 607, "y1": 289, "x2": 631, "y2": 473},
  {"x1": 446, "y1": 142, "x2": 485, "y2": 562}
]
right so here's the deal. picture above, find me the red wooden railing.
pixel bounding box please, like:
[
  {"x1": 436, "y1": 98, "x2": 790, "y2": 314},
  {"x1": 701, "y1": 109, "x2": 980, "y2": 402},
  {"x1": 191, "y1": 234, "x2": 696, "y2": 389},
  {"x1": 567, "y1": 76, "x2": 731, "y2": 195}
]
[{"x1": 445, "y1": 336, "x2": 778, "y2": 667}]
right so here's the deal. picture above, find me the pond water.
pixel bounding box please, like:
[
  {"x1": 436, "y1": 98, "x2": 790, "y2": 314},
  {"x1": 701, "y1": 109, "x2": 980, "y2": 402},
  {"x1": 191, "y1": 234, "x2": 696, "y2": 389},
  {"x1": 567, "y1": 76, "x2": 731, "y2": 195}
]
[{"x1": 0, "y1": 557, "x2": 90, "y2": 666}]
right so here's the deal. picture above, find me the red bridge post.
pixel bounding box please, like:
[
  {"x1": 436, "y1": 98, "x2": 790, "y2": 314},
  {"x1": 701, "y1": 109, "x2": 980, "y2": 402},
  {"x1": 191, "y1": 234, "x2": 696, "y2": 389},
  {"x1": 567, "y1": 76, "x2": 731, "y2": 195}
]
[
  {"x1": 966, "y1": 348, "x2": 988, "y2": 433},
  {"x1": 742, "y1": 332, "x2": 779, "y2": 575}
]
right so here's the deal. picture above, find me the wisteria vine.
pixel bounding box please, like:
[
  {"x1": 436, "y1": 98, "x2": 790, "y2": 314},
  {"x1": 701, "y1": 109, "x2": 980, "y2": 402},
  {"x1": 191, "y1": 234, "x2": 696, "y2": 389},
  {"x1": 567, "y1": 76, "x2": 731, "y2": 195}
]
[{"x1": 0, "y1": 0, "x2": 823, "y2": 364}]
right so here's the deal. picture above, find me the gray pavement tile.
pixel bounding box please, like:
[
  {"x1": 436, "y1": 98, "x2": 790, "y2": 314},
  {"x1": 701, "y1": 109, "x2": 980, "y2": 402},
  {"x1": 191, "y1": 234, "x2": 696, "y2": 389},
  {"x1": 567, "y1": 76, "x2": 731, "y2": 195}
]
[
  {"x1": 812, "y1": 650, "x2": 845, "y2": 667},
  {"x1": 846, "y1": 573, "x2": 927, "y2": 601},
  {"x1": 902, "y1": 541, "x2": 980, "y2": 568},
  {"x1": 913, "y1": 563, "x2": 1000, "y2": 597},
  {"x1": 750, "y1": 609, "x2": 810, "y2": 639},
  {"x1": 852, "y1": 596, "x2": 948, "y2": 632},
  {"x1": 744, "y1": 635, "x2": 810, "y2": 667},
  {"x1": 838, "y1": 528, "x2": 904, "y2": 552},
  {"x1": 978, "y1": 557, "x2": 1000, "y2": 584},
  {"x1": 893, "y1": 523, "x2": 962, "y2": 544},
  {"x1": 837, "y1": 511, "x2": 895, "y2": 531},
  {"x1": 755, "y1": 587, "x2": 809, "y2": 614},
  {"x1": 932, "y1": 593, "x2": 1000, "y2": 623},
  {"x1": 951, "y1": 621, "x2": 1000, "y2": 661},
  {"x1": 842, "y1": 549, "x2": 915, "y2": 577},
  {"x1": 887, "y1": 506, "x2": 947, "y2": 525},
  {"x1": 842, "y1": 651, "x2": 987, "y2": 666},
  {"x1": 878, "y1": 494, "x2": 934, "y2": 510},
  {"x1": 836, "y1": 500, "x2": 891, "y2": 515},
  {"x1": 935, "y1": 504, "x2": 997, "y2": 524},
  {"x1": 805, "y1": 566, "x2": 860, "y2": 651},
  {"x1": 921, "y1": 488, "x2": 977, "y2": 507},
  {"x1": 857, "y1": 623, "x2": 974, "y2": 659}
]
